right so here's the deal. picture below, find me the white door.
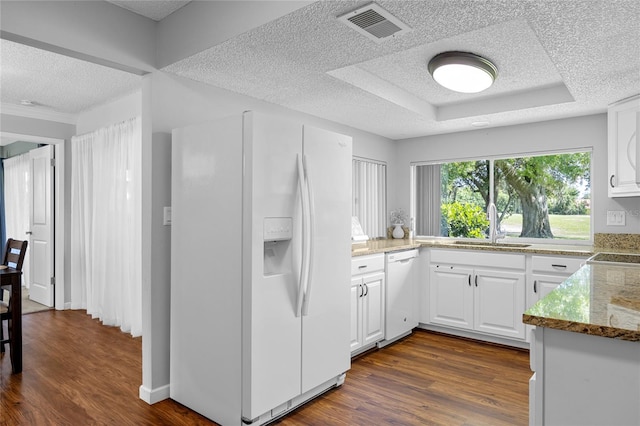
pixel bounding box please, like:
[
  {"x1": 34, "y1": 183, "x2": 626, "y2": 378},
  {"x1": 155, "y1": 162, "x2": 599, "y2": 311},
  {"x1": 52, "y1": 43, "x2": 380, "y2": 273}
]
[
  {"x1": 531, "y1": 274, "x2": 565, "y2": 305},
  {"x1": 362, "y1": 272, "x2": 385, "y2": 346},
  {"x1": 28, "y1": 145, "x2": 54, "y2": 307},
  {"x1": 607, "y1": 96, "x2": 640, "y2": 197},
  {"x1": 429, "y1": 265, "x2": 474, "y2": 330},
  {"x1": 300, "y1": 124, "x2": 352, "y2": 394},
  {"x1": 474, "y1": 269, "x2": 526, "y2": 339}
]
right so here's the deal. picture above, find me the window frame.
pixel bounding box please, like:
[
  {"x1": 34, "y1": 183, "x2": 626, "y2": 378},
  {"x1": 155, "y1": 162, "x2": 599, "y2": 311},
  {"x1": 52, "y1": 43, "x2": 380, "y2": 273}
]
[{"x1": 410, "y1": 147, "x2": 593, "y2": 245}]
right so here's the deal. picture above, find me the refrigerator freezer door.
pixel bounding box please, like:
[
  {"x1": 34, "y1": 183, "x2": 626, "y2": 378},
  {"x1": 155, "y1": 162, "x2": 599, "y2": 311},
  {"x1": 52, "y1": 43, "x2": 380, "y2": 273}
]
[
  {"x1": 300, "y1": 125, "x2": 352, "y2": 394},
  {"x1": 242, "y1": 112, "x2": 303, "y2": 420}
]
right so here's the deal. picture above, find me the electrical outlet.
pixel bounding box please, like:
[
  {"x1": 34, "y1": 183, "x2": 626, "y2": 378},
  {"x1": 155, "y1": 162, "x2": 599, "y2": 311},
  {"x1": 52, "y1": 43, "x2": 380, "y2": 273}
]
[
  {"x1": 163, "y1": 206, "x2": 172, "y2": 226},
  {"x1": 606, "y1": 210, "x2": 626, "y2": 226}
]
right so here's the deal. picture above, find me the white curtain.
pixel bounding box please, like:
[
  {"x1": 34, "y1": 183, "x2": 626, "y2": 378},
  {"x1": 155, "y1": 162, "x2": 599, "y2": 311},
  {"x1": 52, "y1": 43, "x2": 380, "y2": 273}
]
[
  {"x1": 415, "y1": 164, "x2": 442, "y2": 236},
  {"x1": 70, "y1": 117, "x2": 142, "y2": 337},
  {"x1": 3, "y1": 154, "x2": 31, "y2": 289},
  {"x1": 352, "y1": 158, "x2": 387, "y2": 238}
]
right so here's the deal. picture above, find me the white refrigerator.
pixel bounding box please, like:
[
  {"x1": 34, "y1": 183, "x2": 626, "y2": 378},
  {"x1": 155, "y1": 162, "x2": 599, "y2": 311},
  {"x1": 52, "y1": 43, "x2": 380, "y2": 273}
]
[{"x1": 170, "y1": 111, "x2": 352, "y2": 425}]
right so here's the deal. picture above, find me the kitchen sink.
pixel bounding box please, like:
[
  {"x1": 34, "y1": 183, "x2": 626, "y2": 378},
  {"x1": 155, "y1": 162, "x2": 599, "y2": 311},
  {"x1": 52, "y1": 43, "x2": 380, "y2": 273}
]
[{"x1": 451, "y1": 240, "x2": 531, "y2": 248}]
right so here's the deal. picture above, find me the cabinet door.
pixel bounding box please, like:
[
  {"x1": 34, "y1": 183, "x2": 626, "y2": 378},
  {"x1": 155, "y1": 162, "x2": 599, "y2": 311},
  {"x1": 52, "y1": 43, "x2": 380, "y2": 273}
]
[
  {"x1": 362, "y1": 272, "x2": 385, "y2": 346},
  {"x1": 474, "y1": 269, "x2": 526, "y2": 339},
  {"x1": 429, "y1": 265, "x2": 474, "y2": 330},
  {"x1": 608, "y1": 95, "x2": 640, "y2": 197},
  {"x1": 350, "y1": 277, "x2": 363, "y2": 352},
  {"x1": 531, "y1": 274, "x2": 566, "y2": 306}
]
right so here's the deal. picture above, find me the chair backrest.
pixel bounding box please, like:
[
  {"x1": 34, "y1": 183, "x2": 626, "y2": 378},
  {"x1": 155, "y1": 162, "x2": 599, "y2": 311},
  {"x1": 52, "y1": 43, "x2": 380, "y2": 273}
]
[{"x1": 2, "y1": 239, "x2": 28, "y2": 271}]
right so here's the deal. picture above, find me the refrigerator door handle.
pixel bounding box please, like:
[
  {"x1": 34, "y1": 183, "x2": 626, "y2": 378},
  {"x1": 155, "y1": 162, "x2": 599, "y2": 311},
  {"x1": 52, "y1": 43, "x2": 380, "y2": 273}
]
[
  {"x1": 301, "y1": 154, "x2": 314, "y2": 316},
  {"x1": 295, "y1": 154, "x2": 308, "y2": 317}
]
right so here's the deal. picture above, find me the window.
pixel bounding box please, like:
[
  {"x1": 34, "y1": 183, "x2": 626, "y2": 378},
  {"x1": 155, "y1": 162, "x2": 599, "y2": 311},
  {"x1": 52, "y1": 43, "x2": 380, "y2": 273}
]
[
  {"x1": 353, "y1": 158, "x2": 387, "y2": 239},
  {"x1": 413, "y1": 151, "x2": 591, "y2": 242}
]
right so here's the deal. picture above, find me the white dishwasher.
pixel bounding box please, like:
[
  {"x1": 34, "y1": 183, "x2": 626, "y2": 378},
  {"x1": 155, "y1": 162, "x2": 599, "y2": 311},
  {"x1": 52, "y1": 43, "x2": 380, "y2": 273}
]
[{"x1": 379, "y1": 249, "x2": 419, "y2": 347}]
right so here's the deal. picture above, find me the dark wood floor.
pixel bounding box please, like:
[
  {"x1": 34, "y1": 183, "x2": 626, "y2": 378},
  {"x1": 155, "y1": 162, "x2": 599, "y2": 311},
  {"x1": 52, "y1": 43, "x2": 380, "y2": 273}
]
[{"x1": 1, "y1": 310, "x2": 530, "y2": 425}]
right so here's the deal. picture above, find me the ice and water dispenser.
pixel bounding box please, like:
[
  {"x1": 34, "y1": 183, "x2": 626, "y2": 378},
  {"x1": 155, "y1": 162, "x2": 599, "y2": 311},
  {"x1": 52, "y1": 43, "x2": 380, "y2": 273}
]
[{"x1": 263, "y1": 217, "x2": 293, "y2": 275}]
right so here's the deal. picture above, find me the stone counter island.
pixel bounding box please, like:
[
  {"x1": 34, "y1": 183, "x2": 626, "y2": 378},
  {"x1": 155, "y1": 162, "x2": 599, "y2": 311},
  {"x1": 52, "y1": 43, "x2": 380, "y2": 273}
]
[{"x1": 523, "y1": 260, "x2": 640, "y2": 426}]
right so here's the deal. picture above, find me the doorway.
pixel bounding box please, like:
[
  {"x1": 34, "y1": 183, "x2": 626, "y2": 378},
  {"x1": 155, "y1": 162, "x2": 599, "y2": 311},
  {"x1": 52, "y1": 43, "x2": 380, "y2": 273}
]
[{"x1": 1, "y1": 132, "x2": 65, "y2": 312}]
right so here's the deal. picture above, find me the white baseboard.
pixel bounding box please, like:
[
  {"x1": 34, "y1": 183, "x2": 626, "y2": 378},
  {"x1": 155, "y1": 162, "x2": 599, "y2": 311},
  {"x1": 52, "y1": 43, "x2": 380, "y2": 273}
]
[{"x1": 139, "y1": 384, "x2": 170, "y2": 405}]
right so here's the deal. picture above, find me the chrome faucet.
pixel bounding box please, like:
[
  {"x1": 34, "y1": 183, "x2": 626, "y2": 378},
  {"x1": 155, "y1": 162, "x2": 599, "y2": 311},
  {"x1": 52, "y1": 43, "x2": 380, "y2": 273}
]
[{"x1": 488, "y1": 202, "x2": 505, "y2": 243}]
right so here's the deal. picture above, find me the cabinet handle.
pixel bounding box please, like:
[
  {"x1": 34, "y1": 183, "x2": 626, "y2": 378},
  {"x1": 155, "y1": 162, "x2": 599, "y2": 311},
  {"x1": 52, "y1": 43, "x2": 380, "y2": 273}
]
[
  {"x1": 359, "y1": 284, "x2": 364, "y2": 298},
  {"x1": 551, "y1": 264, "x2": 567, "y2": 269},
  {"x1": 474, "y1": 275, "x2": 478, "y2": 287},
  {"x1": 363, "y1": 283, "x2": 369, "y2": 297},
  {"x1": 358, "y1": 265, "x2": 367, "y2": 269},
  {"x1": 468, "y1": 274, "x2": 471, "y2": 286},
  {"x1": 610, "y1": 174, "x2": 615, "y2": 188},
  {"x1": 533, "y1": 280, "x2": 537, "y2": 293}
]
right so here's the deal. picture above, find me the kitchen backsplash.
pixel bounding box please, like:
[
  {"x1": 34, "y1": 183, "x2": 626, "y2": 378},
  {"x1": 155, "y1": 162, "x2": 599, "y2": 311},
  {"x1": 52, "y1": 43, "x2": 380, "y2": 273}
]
[{"x1": 594, "y1": 233, "x2": 640, "y2": 251}]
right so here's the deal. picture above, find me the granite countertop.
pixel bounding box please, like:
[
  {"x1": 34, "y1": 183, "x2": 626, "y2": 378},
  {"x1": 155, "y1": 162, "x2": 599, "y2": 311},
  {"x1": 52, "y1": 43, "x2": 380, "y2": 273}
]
[
  {"x1": 523, "y1": 261, "x2": 640, "y2": 341},
  {"x1": 351, "y1": 237, "x2": 594, "y2": 257},
  {"x1": 351, "y1": 239, "x2": 422, "y2": 256}
]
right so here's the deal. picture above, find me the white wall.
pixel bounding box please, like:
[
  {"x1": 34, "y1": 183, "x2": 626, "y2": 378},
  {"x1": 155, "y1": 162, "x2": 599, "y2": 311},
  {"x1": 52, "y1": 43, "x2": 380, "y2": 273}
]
[
  {"x1": 394, "y1": 114, "x2": 640, "y2": 235},
  {"x1": 75, "y1": 90, "x2": 142, "y2": 135}
]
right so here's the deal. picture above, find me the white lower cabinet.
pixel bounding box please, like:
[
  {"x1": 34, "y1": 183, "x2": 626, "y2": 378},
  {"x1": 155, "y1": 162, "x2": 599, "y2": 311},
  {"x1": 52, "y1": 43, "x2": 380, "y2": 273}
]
[
  {"x1": 351, "y1": 254, "x2": 385, "y2": 355},
  {"x1": 429, "y1": 264, "x2": 474, "y2": 330},
  {"x1": 530, "y1": 275, "x2": 565, "y2": 301},
  {"x1": 474, "y1": 268, "x2": 526, "y2": 339},
  {"x1": 429, "y1": 250, "x2": 526, "y2": 341},
  {"x1": 527, "y1": 255, "x2": 586, "y2": 310}
]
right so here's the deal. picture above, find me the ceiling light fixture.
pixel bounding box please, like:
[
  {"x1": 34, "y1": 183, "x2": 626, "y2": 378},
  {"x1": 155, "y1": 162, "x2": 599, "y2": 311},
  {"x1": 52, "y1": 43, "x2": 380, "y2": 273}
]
[{"x1": 428, "y1": 52, "x2": 497, "y2": 94}]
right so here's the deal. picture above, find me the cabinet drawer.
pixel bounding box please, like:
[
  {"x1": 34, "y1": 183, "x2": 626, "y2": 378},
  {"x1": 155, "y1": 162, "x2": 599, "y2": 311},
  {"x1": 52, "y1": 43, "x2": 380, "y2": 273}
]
[
  {"x1": 351, "y1": 254, "x2": 384, "y2": 275},
  {"x1": 531, "y1": 255, "x2": 586, "y2": 275},
  {"x1": 431, "y1": 249, "x2": 525, "y2": 270}
]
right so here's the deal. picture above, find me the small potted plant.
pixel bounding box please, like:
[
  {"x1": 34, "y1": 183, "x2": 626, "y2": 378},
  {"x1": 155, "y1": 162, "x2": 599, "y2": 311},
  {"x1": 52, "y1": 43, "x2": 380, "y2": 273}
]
[{"x1": 389, "y1": 209, "x2": 408, "y2": 239}]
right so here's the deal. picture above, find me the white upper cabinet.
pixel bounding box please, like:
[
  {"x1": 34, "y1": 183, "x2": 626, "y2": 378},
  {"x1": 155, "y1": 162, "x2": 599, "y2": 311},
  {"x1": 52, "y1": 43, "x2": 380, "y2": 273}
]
[{"x1": 608, "y1": 94, "x2": 640, "y2": 197}]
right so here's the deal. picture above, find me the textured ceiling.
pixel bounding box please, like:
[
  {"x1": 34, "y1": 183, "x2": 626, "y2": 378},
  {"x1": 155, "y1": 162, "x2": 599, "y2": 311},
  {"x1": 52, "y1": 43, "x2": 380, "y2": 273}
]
[
  {"x1": 2, "y1": 1, "x2": 639, "y2": 140},
  {"x1": 164, "y1": 0, "x2": 640, "y2": 139},
  {"x1": 1, "y1": 39, "x2": 142, "y2": 115}
]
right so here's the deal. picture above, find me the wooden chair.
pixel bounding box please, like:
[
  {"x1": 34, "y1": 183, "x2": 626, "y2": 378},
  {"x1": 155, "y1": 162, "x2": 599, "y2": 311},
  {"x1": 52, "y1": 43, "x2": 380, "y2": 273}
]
[{"x1": 1, "y1": 238, "x2": 28, "y2": 353}]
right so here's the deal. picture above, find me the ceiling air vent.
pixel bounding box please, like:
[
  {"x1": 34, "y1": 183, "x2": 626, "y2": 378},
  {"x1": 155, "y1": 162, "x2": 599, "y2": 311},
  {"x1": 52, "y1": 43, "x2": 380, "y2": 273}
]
[{"x1": 338, "y1": 2, "x2": 412, "y2": 43}]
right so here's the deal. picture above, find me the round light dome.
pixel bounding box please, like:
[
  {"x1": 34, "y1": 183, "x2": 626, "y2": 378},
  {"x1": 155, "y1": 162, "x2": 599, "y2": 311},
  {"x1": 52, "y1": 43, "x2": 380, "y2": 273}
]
[{"x1": 428, "y1": 52, "x2": 498, "y2": 93}]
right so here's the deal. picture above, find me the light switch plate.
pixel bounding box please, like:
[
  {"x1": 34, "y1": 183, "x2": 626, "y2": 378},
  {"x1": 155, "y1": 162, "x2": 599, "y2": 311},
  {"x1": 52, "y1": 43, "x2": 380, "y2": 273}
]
[{"x1": 606, "y1": 210, "x2": 625, "y2": 226}]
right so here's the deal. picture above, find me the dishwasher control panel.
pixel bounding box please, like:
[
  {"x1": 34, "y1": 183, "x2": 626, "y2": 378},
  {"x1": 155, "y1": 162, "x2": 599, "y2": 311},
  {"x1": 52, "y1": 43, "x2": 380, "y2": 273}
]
[{"x1": 386, "y1": 249, "x2": 418, "y2": 263}]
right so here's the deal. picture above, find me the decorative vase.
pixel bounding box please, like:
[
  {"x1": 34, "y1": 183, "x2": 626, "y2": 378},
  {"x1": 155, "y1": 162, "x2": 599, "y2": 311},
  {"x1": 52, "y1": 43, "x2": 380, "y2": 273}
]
[{"x1": 392, "y1": 224, "x2": 404, "y2": 239}]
